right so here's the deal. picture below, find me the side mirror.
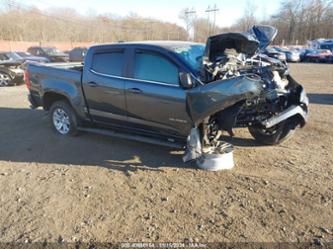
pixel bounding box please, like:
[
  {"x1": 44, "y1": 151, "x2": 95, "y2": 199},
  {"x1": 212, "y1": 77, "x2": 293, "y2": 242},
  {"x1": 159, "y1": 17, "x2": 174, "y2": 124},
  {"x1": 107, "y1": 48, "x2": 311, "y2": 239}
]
[{"x1": 179, "y1": 72, "x2": 193, "y2": 89}]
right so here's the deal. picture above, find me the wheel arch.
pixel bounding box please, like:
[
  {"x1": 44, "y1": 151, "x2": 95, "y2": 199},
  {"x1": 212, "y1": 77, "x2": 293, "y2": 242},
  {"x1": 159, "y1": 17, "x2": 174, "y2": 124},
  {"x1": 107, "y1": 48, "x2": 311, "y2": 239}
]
[{"x1": 43, "y1": 91, "x2": 71, "y2": 111}]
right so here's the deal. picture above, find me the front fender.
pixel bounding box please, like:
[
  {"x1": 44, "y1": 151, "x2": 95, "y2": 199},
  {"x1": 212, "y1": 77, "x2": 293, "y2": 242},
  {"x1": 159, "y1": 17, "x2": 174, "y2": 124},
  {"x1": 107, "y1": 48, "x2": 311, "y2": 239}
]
[{"x1": 186, "y1": 76, "x2": 263, "y2": 125}]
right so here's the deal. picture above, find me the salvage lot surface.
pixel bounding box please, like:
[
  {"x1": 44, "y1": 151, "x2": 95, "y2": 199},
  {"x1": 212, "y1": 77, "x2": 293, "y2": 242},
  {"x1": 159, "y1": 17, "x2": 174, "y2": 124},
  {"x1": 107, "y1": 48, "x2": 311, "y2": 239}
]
[{"x1": 0, "y1": 64, "x2": 332, "y2": 243}]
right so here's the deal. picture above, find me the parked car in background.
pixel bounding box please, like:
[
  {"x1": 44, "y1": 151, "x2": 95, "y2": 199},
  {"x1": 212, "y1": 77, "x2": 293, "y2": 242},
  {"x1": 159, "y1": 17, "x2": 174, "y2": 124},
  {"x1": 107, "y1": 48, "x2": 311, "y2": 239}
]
[
  {"x1": 0, "y1": 52, "x2": 24, "y2": 86},
  {"x1": 303, "y1": 49, "x2": 333, "y2": 62},
  {"x1": 16, "y1": 52, "x2": 50, "y2": 63},
  {"x1": 27, "y1": 47, "x2": 69, "y2": 62},
  {"x1": 299, "y1": 48, "x2": 316, "y2": 61},
  {"x1": 263, "y1": 47, "x2": 286, "y2": 61},
  {"x1": 69, "y1": 47, "x2": 87, "y2": 62},
  {"x1": 319, "y1": 41, "x2": 333, "y2": 52},
  {"x1": 273, "y1": 47, "x2": 300, "y2": 62},
  {"x1": 328, "y1": 56, "x2": 333, "y2": 63},
  {"x1": 0, "y1": 52, "x2": 24, "y2": 63}
]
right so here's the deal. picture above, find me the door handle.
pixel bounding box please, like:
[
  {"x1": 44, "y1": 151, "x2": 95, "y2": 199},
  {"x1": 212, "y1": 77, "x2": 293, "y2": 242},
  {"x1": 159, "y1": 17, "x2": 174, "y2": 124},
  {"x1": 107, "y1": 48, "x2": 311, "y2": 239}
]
[
  {"x1": 87, "y1": 81, "x2": 98, "y2": 87},
  {"x1": 127, "y1": 88, "x2": 143, "y2": 94}
]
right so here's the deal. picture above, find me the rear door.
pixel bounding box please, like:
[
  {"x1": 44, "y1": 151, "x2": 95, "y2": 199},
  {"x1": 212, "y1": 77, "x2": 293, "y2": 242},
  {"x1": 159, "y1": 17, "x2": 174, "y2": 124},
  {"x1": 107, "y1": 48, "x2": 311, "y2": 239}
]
[
  {"x1": 82, "y1": 48, "x2": 127, "y2": 124},
  {"x1": 124, "y1": 48, "x2": 191, "y2": 137}
]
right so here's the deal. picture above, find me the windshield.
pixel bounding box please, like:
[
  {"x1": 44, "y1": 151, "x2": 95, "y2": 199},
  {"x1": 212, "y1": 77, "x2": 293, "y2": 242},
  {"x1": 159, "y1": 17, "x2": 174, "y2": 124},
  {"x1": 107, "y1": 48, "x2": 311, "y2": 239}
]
[
  {"x1": 274, "y1": 47, "x2": 288, "y2": 52},
  {"x1": 319, "y1": 49, "x2": 332, "y2": 53},
  {"x1": 172, "y1": 44, "x2": 205, "y2": 72},
  {"x1": 6, "y1": 52, "x2": 22, "y2": 60},
  {"x1": 42, "y1": 47, "x2": 62, "y2": 55},
  {"x1": 17, "y1": 52, "x2": 30, "y2": 57},
  {"x1": 320, "y1": 44, "x2": 333, "y2": 51},
  {"x1": 310, "y1": 49, "x2": 332, "y2": 54}
]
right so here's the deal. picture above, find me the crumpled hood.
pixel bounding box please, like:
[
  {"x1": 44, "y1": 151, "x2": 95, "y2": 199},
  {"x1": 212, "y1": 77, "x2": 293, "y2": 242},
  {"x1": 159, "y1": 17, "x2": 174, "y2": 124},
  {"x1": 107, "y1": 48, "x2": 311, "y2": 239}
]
[
  {"x1": 248, "y1": 25, "x2": 278, "y2": 51},
  {"x1": 204, "y1": 25, "x2": 278, "y2": 62}
]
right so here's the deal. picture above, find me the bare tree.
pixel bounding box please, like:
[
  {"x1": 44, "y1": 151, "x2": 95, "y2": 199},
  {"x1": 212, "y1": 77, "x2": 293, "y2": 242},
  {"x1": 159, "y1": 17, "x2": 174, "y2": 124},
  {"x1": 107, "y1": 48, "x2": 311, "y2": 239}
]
[
  {"x1": 0, "y1": 0, "x2": 332, "y2": 45},
  {"x1": 234, "y1": 0, "x2": 258, "y2": 31},
  {"x1": 0, "y1": 2, "x2": 187, "y2": 42}
]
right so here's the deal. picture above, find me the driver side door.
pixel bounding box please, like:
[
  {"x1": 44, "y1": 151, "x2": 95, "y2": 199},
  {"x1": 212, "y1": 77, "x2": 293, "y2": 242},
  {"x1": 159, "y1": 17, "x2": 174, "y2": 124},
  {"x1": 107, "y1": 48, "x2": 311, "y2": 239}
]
[{"x1": 124, "y1": 49, "x2": 192, "y2": 137}]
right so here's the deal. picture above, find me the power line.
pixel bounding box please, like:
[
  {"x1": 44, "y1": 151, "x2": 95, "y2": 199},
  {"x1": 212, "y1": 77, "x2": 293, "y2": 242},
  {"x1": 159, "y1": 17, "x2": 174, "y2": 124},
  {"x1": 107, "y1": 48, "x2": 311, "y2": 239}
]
[
  {"x1": 206, "y1": 4, "x2": 219, "y2": 35},
  {"x1": 184, "y1": 7, "x2": 196, "y2": 40}
]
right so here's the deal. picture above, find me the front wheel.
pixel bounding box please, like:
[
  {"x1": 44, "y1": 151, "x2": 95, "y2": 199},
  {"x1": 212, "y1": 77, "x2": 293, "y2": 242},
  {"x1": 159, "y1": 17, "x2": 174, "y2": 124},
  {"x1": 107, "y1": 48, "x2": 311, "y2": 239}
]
[
  {"x1": 49, "y1": 100, "x2": 78, "y2": 136},
  {"x1": 0, "y1": 72, "x2": 12, "y2": 87},
  {"x1": 248, "y1": 121, "x2": 295, "y2": 145}
]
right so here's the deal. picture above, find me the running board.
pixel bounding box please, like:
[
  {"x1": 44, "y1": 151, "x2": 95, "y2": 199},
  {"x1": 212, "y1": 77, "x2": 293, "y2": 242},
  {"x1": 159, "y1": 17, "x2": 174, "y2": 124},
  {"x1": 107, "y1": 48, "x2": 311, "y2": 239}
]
[{"x1": 77, "y1": 127, "x2": 184, "y2": 149}]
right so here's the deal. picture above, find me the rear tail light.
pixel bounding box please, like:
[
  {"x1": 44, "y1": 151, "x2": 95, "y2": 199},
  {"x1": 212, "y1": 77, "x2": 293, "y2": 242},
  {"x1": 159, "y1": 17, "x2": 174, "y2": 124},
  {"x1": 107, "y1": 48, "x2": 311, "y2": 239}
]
[{"x1": 24, "y1": 70, "x2": 30, "y2": 89}]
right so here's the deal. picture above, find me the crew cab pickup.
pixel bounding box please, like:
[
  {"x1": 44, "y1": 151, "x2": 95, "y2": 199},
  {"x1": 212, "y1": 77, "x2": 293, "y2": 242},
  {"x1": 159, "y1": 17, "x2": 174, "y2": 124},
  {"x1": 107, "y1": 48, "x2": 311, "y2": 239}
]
[
  {"x1": 26, "y1": 27, "x2": 308, "y2": 162},
  {"x1": 27, "y1": 42, "x2": 204, "y2": 147}
]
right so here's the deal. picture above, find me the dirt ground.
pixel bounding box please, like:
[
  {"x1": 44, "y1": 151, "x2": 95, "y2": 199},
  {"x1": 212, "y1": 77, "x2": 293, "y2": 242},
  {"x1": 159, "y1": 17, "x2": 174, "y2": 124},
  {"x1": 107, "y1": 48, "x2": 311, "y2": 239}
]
[{"x1": 0, "y1": 63, "x2": 332, "y2": 244}]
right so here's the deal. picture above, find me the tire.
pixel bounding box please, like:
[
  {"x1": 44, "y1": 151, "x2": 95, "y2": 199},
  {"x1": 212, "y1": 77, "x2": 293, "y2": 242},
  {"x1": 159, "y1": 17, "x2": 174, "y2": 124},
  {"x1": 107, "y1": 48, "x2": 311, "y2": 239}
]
[
  {"x1": 49, "y1": 100, "x2": 78, "y2": 136},
  {"x1": 248, "y1": 121, "x2": 295, "y2": 145},
  {"x1": 0, "y1": 72, "x2": 12, "y2": 87}
]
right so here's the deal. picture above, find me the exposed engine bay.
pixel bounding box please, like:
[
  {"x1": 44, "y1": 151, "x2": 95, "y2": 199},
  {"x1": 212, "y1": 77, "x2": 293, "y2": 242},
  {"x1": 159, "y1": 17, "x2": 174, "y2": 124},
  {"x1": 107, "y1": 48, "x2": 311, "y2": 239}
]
[{"x1": 184, "y1": 25, "x2": 309, "y2": 163}]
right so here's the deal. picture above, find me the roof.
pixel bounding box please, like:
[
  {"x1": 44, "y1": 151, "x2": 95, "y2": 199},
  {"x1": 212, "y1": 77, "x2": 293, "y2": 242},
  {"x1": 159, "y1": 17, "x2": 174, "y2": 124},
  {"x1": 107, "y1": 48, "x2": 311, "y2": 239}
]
[{"x1": 91, "y1": 40, "x2": 204, "y2": 52}]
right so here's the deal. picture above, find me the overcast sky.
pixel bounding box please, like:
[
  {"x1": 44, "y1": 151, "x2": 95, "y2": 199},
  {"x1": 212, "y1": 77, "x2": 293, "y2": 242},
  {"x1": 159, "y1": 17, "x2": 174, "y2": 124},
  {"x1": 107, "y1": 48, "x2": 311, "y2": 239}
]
[{"x1": 16, "y1": 0, "x2": 282, "y2": 27}]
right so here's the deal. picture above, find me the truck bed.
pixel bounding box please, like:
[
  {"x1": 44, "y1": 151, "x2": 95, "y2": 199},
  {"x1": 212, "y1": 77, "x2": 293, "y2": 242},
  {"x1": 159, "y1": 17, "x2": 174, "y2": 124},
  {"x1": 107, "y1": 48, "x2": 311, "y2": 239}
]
[
  {"x1": 41, "y1": 62, "x2": 84, "y2": 71},
  {"x1": 27, "y1": 62, "x2": 86, "y2": 114},
  {"x1": 28, "y1": 62, "x2": 83, "y2": 85}
]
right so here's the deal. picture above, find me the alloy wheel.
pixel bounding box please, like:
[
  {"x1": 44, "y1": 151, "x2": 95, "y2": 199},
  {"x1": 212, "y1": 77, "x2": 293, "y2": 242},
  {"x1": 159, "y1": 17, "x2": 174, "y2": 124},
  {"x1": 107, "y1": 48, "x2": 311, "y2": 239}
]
[
  {"x1": 52, "y1": 108, "x2": 71, "y2": 135},
  {"x1": 0, "y1": 73, "x2": 11, "y2": 87}
]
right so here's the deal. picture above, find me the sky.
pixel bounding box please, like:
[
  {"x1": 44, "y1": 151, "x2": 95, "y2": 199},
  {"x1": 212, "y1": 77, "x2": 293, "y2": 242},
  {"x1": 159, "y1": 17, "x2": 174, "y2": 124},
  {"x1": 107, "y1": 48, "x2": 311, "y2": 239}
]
[{"x1": 16, "y1": 0, "x2": 283, "y2": 28}]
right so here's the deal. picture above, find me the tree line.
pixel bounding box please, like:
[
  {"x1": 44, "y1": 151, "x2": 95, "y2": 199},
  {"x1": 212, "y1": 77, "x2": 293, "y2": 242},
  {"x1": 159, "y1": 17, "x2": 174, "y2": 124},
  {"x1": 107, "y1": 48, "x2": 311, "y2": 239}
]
[
  {"x1": 236, "y1": 0, "x2": 333, "y2": 45},
  {"x1": 0, "y1": 0, "x2": 332, "y2": 45},
  {"x1": 0, "y1": 3, "x2": 188, "y2": 42}
]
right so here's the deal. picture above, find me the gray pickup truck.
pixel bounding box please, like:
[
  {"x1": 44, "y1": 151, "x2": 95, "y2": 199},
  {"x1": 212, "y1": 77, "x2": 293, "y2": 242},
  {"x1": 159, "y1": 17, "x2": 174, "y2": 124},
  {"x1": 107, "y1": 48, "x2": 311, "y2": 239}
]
[{"x1": 26, "y1": 26, "x2": 308, "y2": 161}]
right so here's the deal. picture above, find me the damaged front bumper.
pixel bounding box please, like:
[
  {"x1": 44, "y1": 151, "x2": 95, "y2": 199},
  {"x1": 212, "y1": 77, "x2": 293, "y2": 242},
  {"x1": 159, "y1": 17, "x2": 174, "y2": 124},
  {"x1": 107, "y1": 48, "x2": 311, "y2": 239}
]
[
  {"x1": 262, "y1": 105, "x2": 307, "y2": 128},
  {"x1": 183, "y1": 77, "x2": 309, "y2": 163},
  {"x1": 262, "y1": 88, "x2": 309, "y2": 128}
]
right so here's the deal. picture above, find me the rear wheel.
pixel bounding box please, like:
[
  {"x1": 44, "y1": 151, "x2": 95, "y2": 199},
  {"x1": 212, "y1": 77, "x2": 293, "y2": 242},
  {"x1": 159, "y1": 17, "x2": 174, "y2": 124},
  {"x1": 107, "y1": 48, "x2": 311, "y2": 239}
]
[
  {"x1": 0, "y1": 72, "x2": 12, "y2": 87},
  {"x1": 49, "y1": 100, "x2": 78, "y2": 136},
  {"x1": 248, "y1": 121, "x2": 294, "y2": 145}
]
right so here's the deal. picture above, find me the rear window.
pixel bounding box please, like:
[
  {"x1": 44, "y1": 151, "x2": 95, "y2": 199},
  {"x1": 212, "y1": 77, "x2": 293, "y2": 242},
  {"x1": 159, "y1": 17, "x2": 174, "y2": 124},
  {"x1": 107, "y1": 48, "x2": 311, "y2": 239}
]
[{"x1": 92, "y1": 51, "x2": 125, "y2": 76}]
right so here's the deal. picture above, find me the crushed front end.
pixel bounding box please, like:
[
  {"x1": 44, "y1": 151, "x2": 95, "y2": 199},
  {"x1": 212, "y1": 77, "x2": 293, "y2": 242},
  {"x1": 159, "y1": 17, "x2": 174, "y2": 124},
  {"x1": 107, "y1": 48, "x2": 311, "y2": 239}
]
[{"x1": 183, "y1": 25, "x2": 308, "y2": 164}]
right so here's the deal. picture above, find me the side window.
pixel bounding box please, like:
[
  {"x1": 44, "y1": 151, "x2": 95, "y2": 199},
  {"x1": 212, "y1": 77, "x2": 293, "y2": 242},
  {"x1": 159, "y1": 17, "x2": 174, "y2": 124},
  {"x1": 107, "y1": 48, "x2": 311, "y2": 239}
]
[
  {"x1": 134, "y1": 51, "x2": 179, "y2": 85},
  {"x1": 92, "y1": 51, "x2": 124, "y2": 77}
]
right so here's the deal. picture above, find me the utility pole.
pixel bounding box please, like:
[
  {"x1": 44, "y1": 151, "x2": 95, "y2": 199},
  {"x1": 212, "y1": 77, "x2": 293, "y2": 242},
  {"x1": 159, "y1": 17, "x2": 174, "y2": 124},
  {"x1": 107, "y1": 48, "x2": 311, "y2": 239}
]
[
  {"x1": 206, "y1": 4, "x2": 219, "y2": 36},
  {"x1": 184, "y1": 7, "x2": 196, "y2": 40}
]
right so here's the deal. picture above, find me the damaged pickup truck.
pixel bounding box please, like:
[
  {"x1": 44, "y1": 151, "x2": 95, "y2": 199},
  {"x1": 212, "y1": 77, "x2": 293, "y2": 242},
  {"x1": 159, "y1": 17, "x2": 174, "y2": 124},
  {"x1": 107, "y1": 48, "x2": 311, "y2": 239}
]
[{"x1": 26, "y1": 25, "x2": 308, "y2": 163}]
